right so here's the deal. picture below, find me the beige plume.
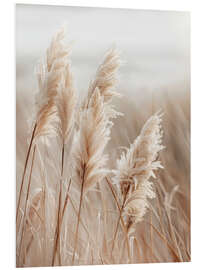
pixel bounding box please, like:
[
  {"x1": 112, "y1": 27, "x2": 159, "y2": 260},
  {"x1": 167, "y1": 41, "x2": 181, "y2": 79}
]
[
  {"x1": 33, "y1": 27, "x2": 71, "y2": 141},
  {"x1": 113, "y1": 112, "x2": 164, "y2": 231}
]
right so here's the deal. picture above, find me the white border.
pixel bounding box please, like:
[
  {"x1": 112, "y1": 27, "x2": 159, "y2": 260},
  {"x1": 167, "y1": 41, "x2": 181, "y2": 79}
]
[
  {"x1": 16, "y1": 0, "x2": 192, "y2": 11},
  {"x1": 1, "y1": 0, "x2": 203, "y2": 269}
]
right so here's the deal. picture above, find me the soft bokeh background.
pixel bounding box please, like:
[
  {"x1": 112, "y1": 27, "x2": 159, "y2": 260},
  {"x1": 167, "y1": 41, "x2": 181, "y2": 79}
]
[
  {"x1": 16, "y1": 4, "x2": 189, "y2": 96},
  {"x1": 16, "y1": 4, "x2": 190, "y2": 266}
]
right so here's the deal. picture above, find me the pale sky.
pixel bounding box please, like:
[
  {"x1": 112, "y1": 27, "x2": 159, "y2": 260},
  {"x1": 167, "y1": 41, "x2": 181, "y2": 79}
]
[{"x1": 16, "y1": 4, "x2": 190, "y2": 95}]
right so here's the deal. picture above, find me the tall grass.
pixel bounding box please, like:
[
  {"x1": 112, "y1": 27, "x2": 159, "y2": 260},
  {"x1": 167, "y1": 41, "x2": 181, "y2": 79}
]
[{"x1": 16, "y1": 28, "x2": 190, "y2": 267}]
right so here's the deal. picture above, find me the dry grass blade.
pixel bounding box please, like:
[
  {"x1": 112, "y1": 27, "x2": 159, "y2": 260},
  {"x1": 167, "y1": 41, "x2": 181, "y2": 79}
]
[
  {"x1": 16, "y1": 123, "x2": 37, "y2": 226},
  {"x1": 110, "y1": 182, "x2": 130, "y2": 258},
  {"x1": 52, "y1": 180, "x2": 62, "y2": 266},
  {"x1": 144, "y1": 221, "x2": 180, "y2": 262},
  {"x1": 22, "y1": 189, "x2": 44, "y2": 265},
  {"x1": 18, "y1": 145, "x2": 37, "y2": 265},
  {"x1": 105, "y1": 177, "x2": 131, "y2": 262}
]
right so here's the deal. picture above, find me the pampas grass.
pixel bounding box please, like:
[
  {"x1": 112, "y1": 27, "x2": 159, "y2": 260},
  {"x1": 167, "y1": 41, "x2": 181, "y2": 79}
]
[
  {"x1": 16, "y1": 27, "x2": 69, "y2": 229},
  {"x1": 85, "y1": 48, "x2": 121, "y2": 106},
  {"x1": 16, "y1": 28, "x2": 190, "y2": 267},
  {"x1": 110, "y1": 112, "x2": 164, "y2": 258}
]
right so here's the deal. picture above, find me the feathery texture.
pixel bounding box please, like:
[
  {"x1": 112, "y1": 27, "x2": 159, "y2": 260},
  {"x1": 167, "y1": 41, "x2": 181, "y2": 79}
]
[
  {"x1": 16, "y1": 23, "x2": 191, "y2": 267},
  {"x1": 113, "y1": 112, "x2": 164, "y2": 230},
  {"x1": 84, "y1": 48, "x2": 121, "y2": 108},
  {"x1": 74, "y1": 48, "x2": 122, "y2": 192},
  {"x1": 33, "y1": 27, "x2": 71, "y2": 141},
  {"x1": 56, "y1": 62, "x2": 76, "y2": 145},
  {"x1": 74, "y1": 89, "x2": 111, "y2": 192},
  {"x1": 78, "y1": 48, "x2": 123, "y2": 136}
]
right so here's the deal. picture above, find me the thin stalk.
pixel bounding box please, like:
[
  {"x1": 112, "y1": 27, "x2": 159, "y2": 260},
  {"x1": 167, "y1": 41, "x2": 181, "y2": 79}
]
[
  {"x1": 134, "y1": 237, "x2": 141, "y2": 263},
  {"x1": 56, "y1": 178, "x2": 72, "y2": 265},
  {"x1": 18, "y1": 145, "x2": 36, "y2": 265},
  {"x1": 52, "y1": 180, "x2": 62, "y2": 266},
  {"x1": 145, "y1": 221, "x2": 180, "y2": 261},
  {"x1": 165, "y1": 209, "x2": 183, "y2": 261},
  {"x1": 155, "y1": 183, "x2": 166, "y2": 235},
  {"x1": 105, "y1": 177, "x2": 131, "y2": 262},
  {"x1": 156, "y1": 191, "x2": 165, "y2": 235},
  {"x1": 16, "y1": 123, "x2": 37, "y2": 224},
  {"x1": 61, "y1": 143, "x2": 65, "y2": 176},
  {"x1": 68, "y1": 195, "x2": 95, "y2": 246},
  {"x1": 150, "y1": 209, "x2": 153, "y2": 260},
  {"x1": 38, "y1": 144, "x2": 47, "y2": 265},
  {"x1": 142, "y1": 237, "x2": 159, "y2": 262},
  {"x1": 72, "y1": 164, "x2": 85, "y2": 265},
  {"x1": 52, "y1": 143, "x2": 65, "y2": 266},
  {"x1": 23, "y1": 235, "x2": 34, "y2": 265},
  {"x1": 98, "y1": 182, "x2": 109, "y2": 258},
  {"x1": 99, "y1": 253, "x2": 104, "y2": 264},
  {"x1": 61, "y1": 178, "x2": 72, "y2": 219},
  {"x1": 110, "y1": 182, "x2": 130, "y2": 259},
  {"x1": 42, "y1": 179, "x2": 46, "y2": 264}
]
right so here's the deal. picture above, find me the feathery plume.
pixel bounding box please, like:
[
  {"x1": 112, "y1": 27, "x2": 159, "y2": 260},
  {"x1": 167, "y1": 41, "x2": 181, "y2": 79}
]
[
  {"x1": 16, "y1": 28, "x2": 71, "y2": 256},
  {"x1": 78, "y1": 47, "x2": 122, "y2": 137},
  {"x1": 33, "y1": 27, "x2": 71, "y2": 141},
  {"x1": 72, "y1": 49, "x2": 122, "y2": 263},
  {"x1": 51, "y1": 39, "x2": 76, "y2": 266},
  {"x1": 56, "y1": 62, "x2": 76, "y2": 145},
  {"x1": 74, "y1": 88, "x2": 111, "y2": 192},
  {"x1": 84, "y1": 48, "x2": 121, "y2": 108},
  {"x1": 72, "y1": 88, "x2": 112, "y2": 264},
  {"x1": 113, "y1": 112, "x2": 164, "y2": 232}
]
